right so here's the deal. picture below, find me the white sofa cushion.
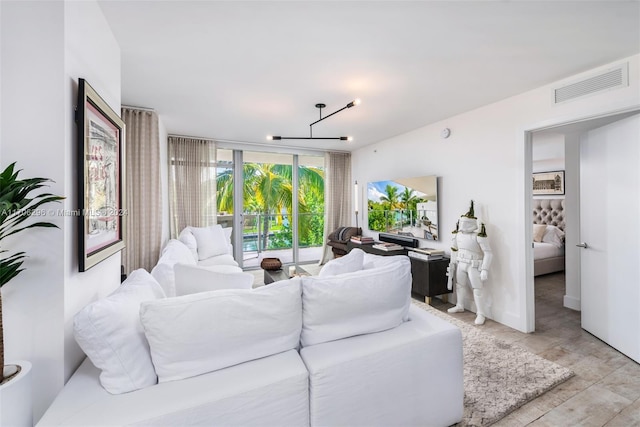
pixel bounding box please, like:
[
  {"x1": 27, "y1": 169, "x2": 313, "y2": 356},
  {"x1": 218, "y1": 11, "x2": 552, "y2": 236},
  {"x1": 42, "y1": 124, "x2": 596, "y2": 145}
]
[
  {"x1": 319, "y1": 248, "x2": 365, "y2": 277},
  {"x1": 37, "y1": 351, "x2": 310, "y2": 427},
  {"x1": 177, "y1": 228, "x2": 199, "y2": 262},
  {"x1": 300, "y1": 256, "x2": 411, "y2": 347},
  {"x1": 190, "y1": 224, "x2": 229, "y2": 260},
  {"x1": 197, "y1": 253, "x2": 239, "y2": 267},
  {"x1": 140, "y1": 278, "x2": 303, "y2": 383},
  {"x1": 151, "y1": 239, "x2": 197, "y2": 297},
  {"x1": 174, "y1": 263, "x2": 254, "y2": 296},
  {"x1": 73, "y1": 269, "x2": 166, "y2": 394},
  {"x1": 223, "y1": 226, "x2": 233, "y2": 254},
  {"x1": 300, "y1": 305, "x2": 463, "y2": 427},
  {"x1": 363, "y1": 252, "x2": 409, "y2": 270}
]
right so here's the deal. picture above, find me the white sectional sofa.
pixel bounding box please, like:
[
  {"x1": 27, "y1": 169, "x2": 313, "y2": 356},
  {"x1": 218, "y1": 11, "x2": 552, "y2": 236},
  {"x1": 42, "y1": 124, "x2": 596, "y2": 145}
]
[{"x1": 38, "y1": 250, "x2": 463, "y2": 427}]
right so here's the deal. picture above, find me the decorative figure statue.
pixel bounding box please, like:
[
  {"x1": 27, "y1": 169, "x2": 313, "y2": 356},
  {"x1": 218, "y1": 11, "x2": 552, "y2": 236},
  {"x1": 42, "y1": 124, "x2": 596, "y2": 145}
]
[{"x1": 447, "y1": 201, "x2": 493, "y2": 325}]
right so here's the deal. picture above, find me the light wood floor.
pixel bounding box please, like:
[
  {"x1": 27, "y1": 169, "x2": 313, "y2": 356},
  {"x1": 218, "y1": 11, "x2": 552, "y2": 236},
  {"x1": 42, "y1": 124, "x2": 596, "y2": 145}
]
[{"x1": 429, "y1": 272, "x2": 640, "y2": 426}]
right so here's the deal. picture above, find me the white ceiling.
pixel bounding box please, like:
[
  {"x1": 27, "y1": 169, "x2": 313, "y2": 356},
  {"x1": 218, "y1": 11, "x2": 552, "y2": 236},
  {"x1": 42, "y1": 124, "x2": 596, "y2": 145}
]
[{"x1": 98, "y1": 1, "x2": 640, "y2": 152}]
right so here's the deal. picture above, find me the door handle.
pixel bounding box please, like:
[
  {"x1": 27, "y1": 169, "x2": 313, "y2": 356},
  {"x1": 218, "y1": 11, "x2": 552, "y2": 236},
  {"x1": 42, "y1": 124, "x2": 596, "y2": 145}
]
[{"x1": 576, "y1": 242, "x2": 588, "y2": 249}]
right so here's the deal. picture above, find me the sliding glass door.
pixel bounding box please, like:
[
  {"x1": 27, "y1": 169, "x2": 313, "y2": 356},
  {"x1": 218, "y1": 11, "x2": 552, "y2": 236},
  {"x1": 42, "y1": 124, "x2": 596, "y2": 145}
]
[
  {"x1": 215, "y1": 148, "x2": 324, "y2": 269},
  {"x1": 297, "y1": 155, "x2": 325, "y2": 264}
]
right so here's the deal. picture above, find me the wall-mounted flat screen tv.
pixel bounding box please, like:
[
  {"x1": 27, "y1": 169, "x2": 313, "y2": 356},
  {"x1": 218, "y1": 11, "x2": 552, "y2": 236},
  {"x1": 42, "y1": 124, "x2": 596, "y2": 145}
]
[{"x1": 367, "y1": 175, "x2": 438, "y2": 240}]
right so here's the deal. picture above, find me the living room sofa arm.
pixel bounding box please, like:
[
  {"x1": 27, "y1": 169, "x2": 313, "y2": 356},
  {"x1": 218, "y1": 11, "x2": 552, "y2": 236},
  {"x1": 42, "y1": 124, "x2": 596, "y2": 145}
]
[{"x1": 299, "y1": 305, "x2": 463, "y2": 427}]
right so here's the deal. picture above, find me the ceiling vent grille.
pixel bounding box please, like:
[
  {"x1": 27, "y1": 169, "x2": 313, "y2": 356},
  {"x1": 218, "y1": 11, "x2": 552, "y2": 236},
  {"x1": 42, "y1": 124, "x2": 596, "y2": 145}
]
[{"x1": 553, "y1": 63, "x2": 628, "y2": 104}]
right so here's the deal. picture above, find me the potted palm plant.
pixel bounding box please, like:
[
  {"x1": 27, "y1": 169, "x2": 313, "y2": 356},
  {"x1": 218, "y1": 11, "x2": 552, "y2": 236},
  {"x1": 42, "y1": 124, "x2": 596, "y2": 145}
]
[{"x1": 0, "y1": 162, "x2": 63, "y2": 425}]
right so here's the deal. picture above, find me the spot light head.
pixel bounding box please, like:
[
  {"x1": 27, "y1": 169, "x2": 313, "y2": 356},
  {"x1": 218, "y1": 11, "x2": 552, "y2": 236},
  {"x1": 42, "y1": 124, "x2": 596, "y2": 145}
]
[
  {"x1": 267, "y1": 135, "x2": 282, "y2": 140},
  {"x1": 347, "y1": 98, "x2": 361, "y2": 108}
]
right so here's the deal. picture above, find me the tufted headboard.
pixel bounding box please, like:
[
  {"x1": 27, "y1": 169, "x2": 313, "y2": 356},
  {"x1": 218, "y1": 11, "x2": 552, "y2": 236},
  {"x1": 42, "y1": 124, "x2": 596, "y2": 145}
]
[{"x1": 532, "y1": 199, "x2": 565, "y2": 231}]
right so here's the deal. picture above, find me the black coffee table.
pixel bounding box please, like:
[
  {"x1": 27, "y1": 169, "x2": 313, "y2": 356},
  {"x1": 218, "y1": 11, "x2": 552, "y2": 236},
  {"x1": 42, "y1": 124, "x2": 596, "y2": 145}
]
[{"x1": 263, "y1": 265, "x2": 309, "y2": 284}]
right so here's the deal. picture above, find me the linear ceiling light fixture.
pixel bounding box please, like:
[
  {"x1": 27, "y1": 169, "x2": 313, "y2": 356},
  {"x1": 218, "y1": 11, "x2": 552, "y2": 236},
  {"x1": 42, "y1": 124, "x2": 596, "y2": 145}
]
[{"x1": 267, "y1": 98, "x2": 361, "y2": 141}]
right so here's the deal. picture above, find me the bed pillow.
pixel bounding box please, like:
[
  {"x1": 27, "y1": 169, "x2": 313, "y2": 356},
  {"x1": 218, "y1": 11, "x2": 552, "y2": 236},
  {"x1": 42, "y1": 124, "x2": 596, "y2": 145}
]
[
  {"x1": 191, "y1": 224, "x2": 229, "y2": 260},
  {"x1": 533, "y1": 224, "x2": 547, "y2": 242},
  {"x1": 140, "y1": 278, "x2": 302, "y2": 383},
  {"x1": 301, "y1": 256, "x2": 411, "y2": 347},
  {"x1": 542, "y1": 225, "x2": 565, "y2": 248},
  {"x1": 73, "y1": 269, "x2": 166, "y2": 394},
  {"x1": 319, "y1": 248, "x2": 365, "y2": 277}
]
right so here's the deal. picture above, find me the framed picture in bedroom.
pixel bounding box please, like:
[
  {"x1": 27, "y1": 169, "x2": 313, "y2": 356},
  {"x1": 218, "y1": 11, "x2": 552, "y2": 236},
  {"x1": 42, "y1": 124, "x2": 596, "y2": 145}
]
[
  {"x1": 76, "y1": 78, "x2": 127, "y2": 272},
  {"x1": 533, "y1": 171, "x2": 565, "y2": 196}
]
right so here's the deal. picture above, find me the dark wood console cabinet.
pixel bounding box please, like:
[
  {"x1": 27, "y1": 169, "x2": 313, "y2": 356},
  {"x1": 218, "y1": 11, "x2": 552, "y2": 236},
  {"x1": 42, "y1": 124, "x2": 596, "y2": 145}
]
[{"x1": 346, "y1": 241, "x2": 451, "y2": 304}]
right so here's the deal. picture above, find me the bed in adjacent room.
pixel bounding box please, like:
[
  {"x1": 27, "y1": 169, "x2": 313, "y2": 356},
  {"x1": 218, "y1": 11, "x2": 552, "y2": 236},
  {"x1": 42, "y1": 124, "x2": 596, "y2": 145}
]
[{"x1": 532, "y1": 199, "x2": 565, "y2": 276}]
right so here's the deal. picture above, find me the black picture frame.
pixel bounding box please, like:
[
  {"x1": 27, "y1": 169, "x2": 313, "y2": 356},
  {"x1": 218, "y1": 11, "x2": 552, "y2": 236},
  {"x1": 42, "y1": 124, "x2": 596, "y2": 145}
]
[
  {"x1": 76, "y1": 78, "x2": 126, "y2": 272},
  {"x1": 533, "y1": 170, "x2": 565, "y2": 196}
]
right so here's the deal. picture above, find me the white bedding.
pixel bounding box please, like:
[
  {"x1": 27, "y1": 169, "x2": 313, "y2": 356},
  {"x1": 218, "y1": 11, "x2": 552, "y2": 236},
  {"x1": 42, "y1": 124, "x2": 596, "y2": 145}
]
[{"x1": 534, "y1": 242, "x2": 564, "y2": 260}]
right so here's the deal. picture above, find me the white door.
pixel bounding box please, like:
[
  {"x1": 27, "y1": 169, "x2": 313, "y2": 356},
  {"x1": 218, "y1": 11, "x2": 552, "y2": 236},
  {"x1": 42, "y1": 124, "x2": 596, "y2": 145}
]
[{"x1": 580, "y1": 114, "x2": 640, "y2": 363}]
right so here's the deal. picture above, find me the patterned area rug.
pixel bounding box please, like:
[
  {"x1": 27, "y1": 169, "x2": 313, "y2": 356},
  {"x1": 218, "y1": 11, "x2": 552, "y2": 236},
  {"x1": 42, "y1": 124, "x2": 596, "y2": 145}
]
[{"x1": 412, "y1": 301, "x2": 574, "y2": 427}]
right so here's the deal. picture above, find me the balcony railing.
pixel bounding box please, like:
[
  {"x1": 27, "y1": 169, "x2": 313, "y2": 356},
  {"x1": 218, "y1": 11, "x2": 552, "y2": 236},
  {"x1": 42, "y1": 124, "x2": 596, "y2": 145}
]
[{"x1": 241, "y1": 212, "x2": 324, "y2": 254}]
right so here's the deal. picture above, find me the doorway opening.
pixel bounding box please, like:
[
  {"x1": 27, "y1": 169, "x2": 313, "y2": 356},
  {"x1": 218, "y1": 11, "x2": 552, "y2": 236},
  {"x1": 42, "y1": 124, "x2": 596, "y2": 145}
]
[{"x1": 525, "y1": 107, "x2": 640, "y2": 333}]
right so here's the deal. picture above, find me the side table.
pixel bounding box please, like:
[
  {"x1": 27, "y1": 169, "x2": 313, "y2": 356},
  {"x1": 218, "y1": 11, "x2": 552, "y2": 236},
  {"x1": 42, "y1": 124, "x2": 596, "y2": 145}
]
[{"x1": 263, "y1": 265, "x2": 309, "y2": 285}]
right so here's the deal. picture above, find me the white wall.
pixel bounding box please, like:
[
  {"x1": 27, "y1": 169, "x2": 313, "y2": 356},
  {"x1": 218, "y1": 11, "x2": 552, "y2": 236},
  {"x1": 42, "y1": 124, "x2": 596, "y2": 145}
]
[
  {"x1": 0, "y1": 0, "x2": 121, "y2": 420},
  {"x1": 532, "y1": 133, "x2": 565, "y2": 181},
  {"x1": 352, "y1": 54, "x2": 640, "y2": 332}
]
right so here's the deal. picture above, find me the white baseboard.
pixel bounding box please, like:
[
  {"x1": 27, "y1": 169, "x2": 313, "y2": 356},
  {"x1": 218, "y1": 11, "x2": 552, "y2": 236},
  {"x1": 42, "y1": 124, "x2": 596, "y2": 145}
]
[{"x1": 563, "y1": 295, "x2": 581, "y2": 311}]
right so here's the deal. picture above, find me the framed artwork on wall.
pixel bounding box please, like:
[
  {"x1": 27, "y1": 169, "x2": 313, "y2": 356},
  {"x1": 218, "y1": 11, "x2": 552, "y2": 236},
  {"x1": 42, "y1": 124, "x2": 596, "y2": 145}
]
[
  {"x1": 76, "y1": 78, "x2": 126, "y2": 272},
  {"x1": 533, "y1": 170, "x2": 565, "y2": 196}
]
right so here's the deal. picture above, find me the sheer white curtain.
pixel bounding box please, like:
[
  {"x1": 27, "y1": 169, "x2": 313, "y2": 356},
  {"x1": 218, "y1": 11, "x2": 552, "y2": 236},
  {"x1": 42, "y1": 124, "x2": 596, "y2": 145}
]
[
  {"x1": 319, "y1": 152, "x2": 352, "y2": 264},
  {"x1": 122, "y1": 107, "x2": 162, "y2": 273},
  {"x1": 168, "y1": 136, "x2": 217, "y2": 238}
]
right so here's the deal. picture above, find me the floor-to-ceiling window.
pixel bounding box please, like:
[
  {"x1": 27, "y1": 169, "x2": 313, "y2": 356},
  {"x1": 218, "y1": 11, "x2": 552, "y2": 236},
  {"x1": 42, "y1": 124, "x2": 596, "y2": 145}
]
[{"x1": 214, "y1": 148, "x2": 325, "y2": 269}]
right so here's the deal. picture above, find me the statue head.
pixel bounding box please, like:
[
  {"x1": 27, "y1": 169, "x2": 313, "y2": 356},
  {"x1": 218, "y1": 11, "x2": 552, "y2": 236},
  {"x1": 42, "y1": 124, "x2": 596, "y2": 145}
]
[
  {"x1": 458, "y1": 217, "x2": 478, "y2": 233},
  {"x1": 459, "y1": 200, "x2": 478, "y2": 232}
]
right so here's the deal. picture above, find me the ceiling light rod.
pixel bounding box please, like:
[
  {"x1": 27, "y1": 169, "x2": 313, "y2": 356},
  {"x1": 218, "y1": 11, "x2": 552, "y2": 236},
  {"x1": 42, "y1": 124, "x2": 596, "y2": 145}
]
[
  {"x1": 267, "y1": 98, "x2": 360, "y2": 142},
  {"x1": 270, "y1": 136, "x2": 350, "y2": 141},
  {"x1": 309, "y1": 99, "x2": 360, "y2": 127}
]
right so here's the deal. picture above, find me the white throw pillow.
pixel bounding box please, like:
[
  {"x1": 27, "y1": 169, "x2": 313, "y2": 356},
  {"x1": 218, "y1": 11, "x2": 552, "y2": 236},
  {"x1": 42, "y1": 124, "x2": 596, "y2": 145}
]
[
  {"x1": 151, "y1": 239, "x2": 197, "y2": 297},
  {"x1": 191, "y1": 224, "x2": 229, "y2": 260},
  {"x1": 533, "y1": 224, "x2": 547, "y2": 243},
  {"x1": 73, "y1": 269, "x2": 166, "y2": 394},
  {"x1": 542, "y1": 225, "x2": 565, "y2": 248},
  {"x1": 150, "y1": 262, "x2": 177, "y2": 297},
  {"x1": 140, "y1": 278, "x2": 302, "y2": 383},
  {"x1": 223, "y1": 227, "x2": 233, "y2": 254},
  {"x1": 174, "y1": 263, "x2": 254, "y2": 296},
  {"x1": 178, "y1": 228, "x2": 199, "y2": 262},
  {"x1": 319, "y1": 248, "x2": 365, "y2": 277},
  {"x1": 301, "y1": 256, "x2": 412, "y2": 347},
  {"x1": 363, "y1": 253, "x2": 406, "y2": 270}
]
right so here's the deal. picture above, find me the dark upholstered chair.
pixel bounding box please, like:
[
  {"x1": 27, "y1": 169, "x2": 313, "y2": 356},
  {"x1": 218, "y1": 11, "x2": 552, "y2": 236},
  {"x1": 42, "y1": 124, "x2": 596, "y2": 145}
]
[{"x1": 327, "y1": 227, "x2": 362, "y2": 257}]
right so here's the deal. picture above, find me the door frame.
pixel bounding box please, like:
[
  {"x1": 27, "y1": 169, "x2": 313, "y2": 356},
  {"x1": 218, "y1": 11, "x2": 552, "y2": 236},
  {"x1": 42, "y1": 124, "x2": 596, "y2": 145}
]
[{"x1": 521, "y1": 105, "x2": 640, "y2": 333}]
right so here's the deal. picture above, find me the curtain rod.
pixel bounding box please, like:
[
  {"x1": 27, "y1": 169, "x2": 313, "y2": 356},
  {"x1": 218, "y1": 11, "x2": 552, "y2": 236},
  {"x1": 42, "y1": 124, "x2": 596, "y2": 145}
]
[
  {"x1": 168, "y1": 133, "x2": 216, "y2": 142},
  {"x1": 122, "y1": 104, "x2": 155, "y2": 112},
  {"x1": 167, "y1": 134, "x2": 350, "y2": 155}
]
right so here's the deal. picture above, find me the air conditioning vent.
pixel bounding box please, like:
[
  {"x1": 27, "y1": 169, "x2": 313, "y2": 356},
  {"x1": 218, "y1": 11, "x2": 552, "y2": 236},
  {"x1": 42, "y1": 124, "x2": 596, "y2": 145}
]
[{"x1": 553, "y1": 63, "x2": 628, "y2": 104}]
